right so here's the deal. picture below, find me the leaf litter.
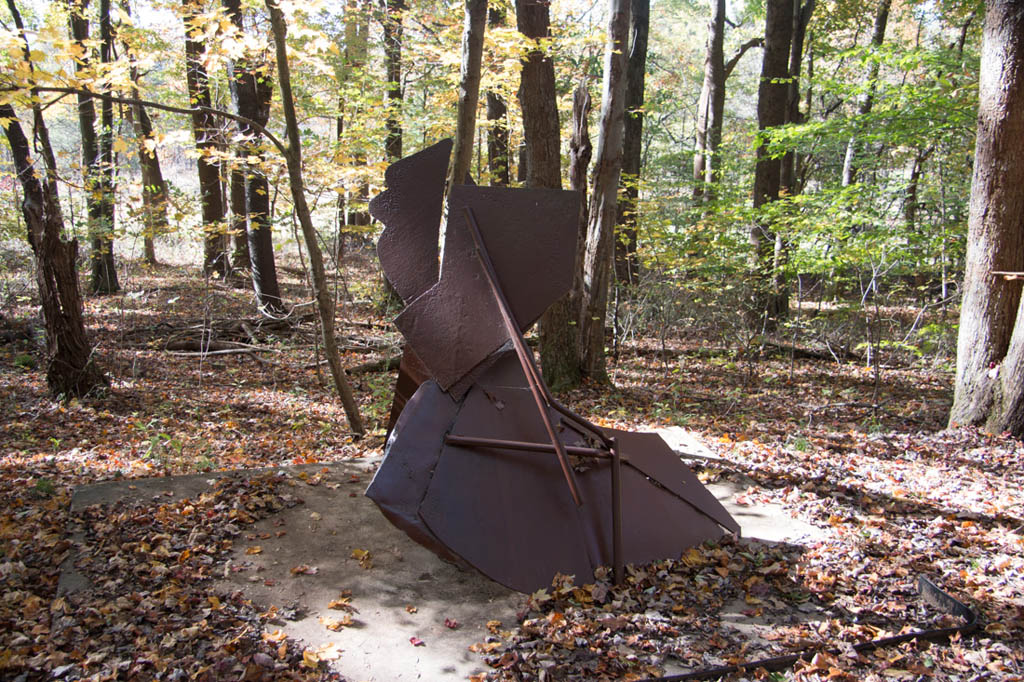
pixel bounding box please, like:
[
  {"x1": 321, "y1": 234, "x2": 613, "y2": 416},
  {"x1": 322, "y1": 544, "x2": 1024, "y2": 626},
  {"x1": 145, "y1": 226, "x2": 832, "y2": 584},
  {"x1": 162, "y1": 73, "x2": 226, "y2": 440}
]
[{"x1": 0, "y1": 264, "x2": 1022, "y2": 680}]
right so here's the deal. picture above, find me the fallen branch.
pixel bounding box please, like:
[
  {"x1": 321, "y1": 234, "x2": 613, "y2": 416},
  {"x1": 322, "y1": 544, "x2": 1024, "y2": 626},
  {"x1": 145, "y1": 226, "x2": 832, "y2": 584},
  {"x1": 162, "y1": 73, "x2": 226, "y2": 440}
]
[
  {"x1": 167, "y1": 347, "x2": 282, "y2": 357},
  {"x1": 345, "y1": 355, "x2": 402, "y2": 375}
]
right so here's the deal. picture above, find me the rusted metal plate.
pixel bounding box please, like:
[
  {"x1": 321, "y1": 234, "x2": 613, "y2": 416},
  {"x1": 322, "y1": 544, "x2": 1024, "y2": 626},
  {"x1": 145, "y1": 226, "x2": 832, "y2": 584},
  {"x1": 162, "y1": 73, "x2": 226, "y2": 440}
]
[
  {"x1": 365, "y1": 378, "x2": 466, "y2": 567},
  {"x1": 370, "y1": 139, "x2": 450, "y2": 303},
  {"x1": 366, "y1": 142, "x2": 740, "y2": 593},
  {"x1": 395, "y1": 186, "x2": 578, "y2": 391},
  {"x1": 370, "y1": 353, "x2": 737, "y2": 592}
]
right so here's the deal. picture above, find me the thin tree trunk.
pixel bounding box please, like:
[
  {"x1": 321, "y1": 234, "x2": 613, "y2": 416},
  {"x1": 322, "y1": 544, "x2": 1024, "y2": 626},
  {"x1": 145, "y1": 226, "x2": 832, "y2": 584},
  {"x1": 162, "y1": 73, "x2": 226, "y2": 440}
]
[
  {"x1": 121, "y1": 0, "x2": 169, "y2": 266},
  {"x1": 449, "y1": 0, "x2": 487, "y2": 188},
  {"x1": 484, "y1": 6, "x2": 509, "y2": 186},
  {"x1": 183, "y1": 0, "x2": 228, "y2": 276},
  {"x1": 949, "y1": 0, "x2": 1024, "y2": 436},
  {"x1": 95, "y1": 0, "x2": 118, "y2": 293},
  {"x1": 693, "y1": 0, "x2": 725, "y2": 202},
  {"x1": 693, "y1": 0, "x2": 761, "y2": 204},
  {"x1": 128, "y1": 76, "x2": 169, "y2": 266},
  {"x1": 841, "y1": 0, "x2": 891, "y2": 187},
  {"x1": 383, "y1": 0, "x2": 404, "y2": 161},
  {"x1": 613, "y1": 0, "x2": 648, "y2": 286},
  {"x1": 266, "y1": 0, "x2": 364, "y2": 434},
  {"x1": 581, "y1": 0, "x2": 631, "y2": 382}
]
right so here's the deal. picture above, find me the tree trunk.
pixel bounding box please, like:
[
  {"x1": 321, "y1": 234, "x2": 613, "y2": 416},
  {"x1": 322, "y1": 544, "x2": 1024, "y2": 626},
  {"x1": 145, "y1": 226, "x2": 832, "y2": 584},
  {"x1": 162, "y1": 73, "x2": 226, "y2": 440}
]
[
  {"x1": 183, "y1": 0, "x2": 228, "y2": 277},
  {"x1": 949, "y1": 0, "x2": 1024, "y2": 436},
  {"x1": 581, "y1": 0, "x2": 631, "y2": 383},
  {"x1": 748, "y1": 0, "x2": 793, "y2": 333},
  {"x1": 693, "y1": 0, "x2": 762, "y2": 204},
  {"x1": 449, "y1": 0, "x2": 488, "y2": 188},
  {"x1": 516, "y1": 0, "x2": 561, "y2": 188},
  {"x1": 774, "y1": 0, "x2": 814, "y2": 321},
  {"x1": 841, "y1": 0, "x2": 891, "y2": 187},
  {"x1": 267, "y1": 0, "x2": 364, "y2": 435},
  {"x1": 780, "y1": 0, "x2": 814, "y2": 196},
  {"x1": 228, "y1": 165, "x2": 250, "y2": 272},
  {"x1": 224, "y1": 0, "x2": 282, "y2": 313},
  {"x1": 3, "y1": 106, "x2": 108, "y2": 396},
  {"x1": 69, "y1": 0, "x2": 119, "y2": 294},
  {"x1": 903, "y1": 145, "x2": 932, "y2": 230},
  {"x1": 693, "y1": 0, "x2": 725, "y2": 202},
  {"x1": 613, "y1": 0, "x2": 648, "y2": 286},
  {"x1": 129, "y1": 75, "x2": 169, "y2": 266},
  {"x1": 515, "y1": 0, "x2": 579, "y2": 389},
  {"x1": 486, "y1": 92, "x2": 510, "y2": 186},
  {"x1": 96, "y1": 0, "x2": 119, "y2": 293},
  {"x1": 383, "y1": 0, "x2": 404, "y2": 161}
]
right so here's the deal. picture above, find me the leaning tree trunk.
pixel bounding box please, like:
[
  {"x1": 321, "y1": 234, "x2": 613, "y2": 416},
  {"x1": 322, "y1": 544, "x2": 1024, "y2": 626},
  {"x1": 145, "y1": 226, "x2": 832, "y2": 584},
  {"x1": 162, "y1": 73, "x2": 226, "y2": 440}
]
[
  {"x1": 266, "y1": 0, "x2": 364, "y2": 435},
  {"x1": 449, "y1": 0, "x2": 487, "y2": 188},
  {"x1": 748, "y1": 0, "x2": 793, "y2": 334},
  {"x1": 183, "y1": 0, "x2": 228, "y2": 277},
  {"x1": 613, "y1": 0, "x2": 648, "y2": 286},
  {"x1": 580, "y1": 0, "x2": 631, "y2": 383},
  {"x1": 130, "y1": 80, "x2": 170, "y2": 265},
  {"x1": 949, "y1": 0, "x2": 1024, "y2": 436},
  {"x1": 2, "y1": 102, "x2": 107, "y2": 396}
]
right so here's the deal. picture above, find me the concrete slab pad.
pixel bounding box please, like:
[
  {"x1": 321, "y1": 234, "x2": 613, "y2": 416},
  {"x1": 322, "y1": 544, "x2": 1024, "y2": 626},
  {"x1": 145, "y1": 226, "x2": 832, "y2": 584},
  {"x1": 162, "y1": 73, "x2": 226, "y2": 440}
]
[{"x1": 62, "y1": 437, "x2": 828, "y2": 680}]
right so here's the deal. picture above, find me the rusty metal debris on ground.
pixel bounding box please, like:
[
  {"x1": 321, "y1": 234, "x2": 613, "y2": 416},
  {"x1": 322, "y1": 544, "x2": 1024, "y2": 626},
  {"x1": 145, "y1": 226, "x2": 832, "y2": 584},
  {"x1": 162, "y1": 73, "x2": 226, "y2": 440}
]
[{"x1": 365, "y1": 140, "x2": 740, "y2": 593}]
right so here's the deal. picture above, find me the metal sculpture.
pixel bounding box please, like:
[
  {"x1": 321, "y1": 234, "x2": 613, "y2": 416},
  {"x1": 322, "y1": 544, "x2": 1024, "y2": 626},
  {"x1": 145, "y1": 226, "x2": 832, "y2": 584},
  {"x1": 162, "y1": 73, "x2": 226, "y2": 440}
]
[{"x1": 366, "y1": 140, "x2": 740, "y2": 593}]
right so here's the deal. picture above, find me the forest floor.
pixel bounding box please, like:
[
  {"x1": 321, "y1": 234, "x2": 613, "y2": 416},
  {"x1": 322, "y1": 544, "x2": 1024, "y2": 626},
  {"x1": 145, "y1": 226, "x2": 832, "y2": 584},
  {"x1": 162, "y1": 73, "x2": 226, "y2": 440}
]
[{"x1": 0, "y1": 252, "x2": 1022, "y2": 681}]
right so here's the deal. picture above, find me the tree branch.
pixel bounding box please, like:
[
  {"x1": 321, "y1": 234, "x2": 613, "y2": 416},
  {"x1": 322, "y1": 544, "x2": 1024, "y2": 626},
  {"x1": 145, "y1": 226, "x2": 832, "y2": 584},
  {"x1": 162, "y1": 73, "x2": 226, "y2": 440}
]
[
  {"x1": 0, "y1": 85, "x2": 287, "y2": 156},
  {"x1": 724, "y1": 37, "x2": 764, "y2": 80}
]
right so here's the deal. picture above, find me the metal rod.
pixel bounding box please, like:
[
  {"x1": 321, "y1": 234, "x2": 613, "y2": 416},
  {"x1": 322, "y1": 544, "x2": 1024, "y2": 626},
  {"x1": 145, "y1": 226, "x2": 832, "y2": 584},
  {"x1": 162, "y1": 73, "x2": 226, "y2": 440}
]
[
  {"x1": 610, "y1": 437, "x2": 623, "y2": 586},
  {"x1": 446, "y1": 434, "x2": 611, "y2": 458},
  {"x1": 461, "y1": 207, "x2": 583, "y2": 506}
]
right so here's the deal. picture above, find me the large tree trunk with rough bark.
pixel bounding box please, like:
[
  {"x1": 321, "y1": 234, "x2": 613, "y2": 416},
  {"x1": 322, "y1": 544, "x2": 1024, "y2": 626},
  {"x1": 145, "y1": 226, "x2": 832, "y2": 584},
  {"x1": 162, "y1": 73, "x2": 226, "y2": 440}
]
[
  {"x1": 267, "y1": 0, "x2": 364, "y2": 435},
  {"x1": 613, "y1": 0, "x2": 648, "y2": 286},
  {"x1": 748, "y1": 0, "x2": 793, "y2": 334},
  {"x1": 581, "y1": 0, "x2": 631, "y2": 383},
  {"x1": 450, "y1": 0, "x2": 487, "y2": 187},
  {"x1": 2, "y1": 101, "x2": 107, "y2": 396},
  {"x1": 516, "y1": 0, "x2": 561, "y2": 188},
  {"x1": 516, "y1": 0, "x2": 578, "y2": 389},
  {"x1": 949, "y1": 0, "x2": 1024, "y2": 436},
  {"x1": 183, "y1": 0, "x2": 228, "y2": 276}
]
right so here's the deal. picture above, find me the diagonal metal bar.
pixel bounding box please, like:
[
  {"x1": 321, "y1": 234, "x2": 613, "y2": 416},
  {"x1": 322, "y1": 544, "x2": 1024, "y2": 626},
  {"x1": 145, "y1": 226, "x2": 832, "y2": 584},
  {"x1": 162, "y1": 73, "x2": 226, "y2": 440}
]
[{"x1": 461, "y1": 207, "x2": 583, "y2": 507}]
